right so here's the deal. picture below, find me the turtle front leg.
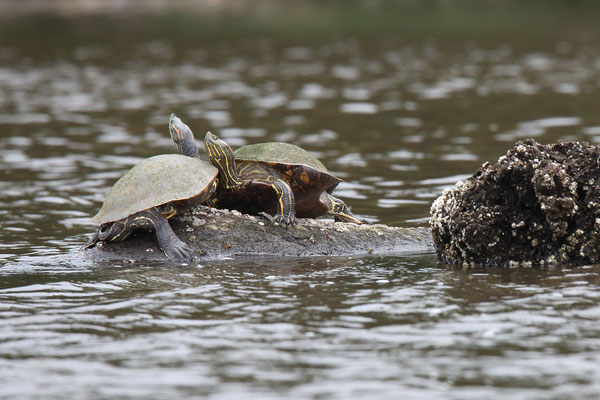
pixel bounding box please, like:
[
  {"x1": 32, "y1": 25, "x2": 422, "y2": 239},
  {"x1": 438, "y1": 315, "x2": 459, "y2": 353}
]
[
  {"x1": 321, "y1": 192, "x2": 367, "y2": 224},
  {"x1": 270, "y1": 178, "x2": 296, "y2": 227},
  {"x1": 135, "y1": 208, "x2": 194, "y2": 263},
  {"x1": 255, "y1": 177, "x2": 296, "y2": 227}
]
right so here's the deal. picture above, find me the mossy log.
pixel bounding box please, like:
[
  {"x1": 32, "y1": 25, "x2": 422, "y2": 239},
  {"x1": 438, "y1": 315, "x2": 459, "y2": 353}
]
[{"x1": 83, "y1": 206, "x2": 434, "y2": 262}]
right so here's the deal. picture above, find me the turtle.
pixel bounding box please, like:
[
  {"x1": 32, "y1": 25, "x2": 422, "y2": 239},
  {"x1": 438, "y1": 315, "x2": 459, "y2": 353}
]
[
  {"x1": 169, "y1": 114, "x2": 364, "y2": 226},
  {"x1": 83, "y1": 152, "x2": 218, "y2": 263},
  {"x1": 206, "y1": 134, "x2": 366, "y2": 226}
]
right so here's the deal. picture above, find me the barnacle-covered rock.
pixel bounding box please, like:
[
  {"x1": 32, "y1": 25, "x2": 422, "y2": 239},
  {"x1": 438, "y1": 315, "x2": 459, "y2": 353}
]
[{"x1": 430, "y1": 139, "x2": 600, "y2": 267}]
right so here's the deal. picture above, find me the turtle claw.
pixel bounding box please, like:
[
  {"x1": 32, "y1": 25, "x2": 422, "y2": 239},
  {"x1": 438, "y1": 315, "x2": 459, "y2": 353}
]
[
  {"x1": 259, "y1": 212, "x2": 295, "y2": 228},
  {"x1": 163, "y1": 239, "x2": 194, "y2": 264},
  {"x1": 273, "y1": 213, "x2": 295, "y2": 227},
  {"x1": 258, "y1": 212, "x2": 272, "y2": 222}
]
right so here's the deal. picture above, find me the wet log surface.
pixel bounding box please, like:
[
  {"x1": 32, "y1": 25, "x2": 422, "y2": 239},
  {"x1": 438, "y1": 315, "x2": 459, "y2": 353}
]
[
  {"x1": 83, "y1": 206, "x2": 434, "y2": 262},
  {"x1": 431, "y1": 139, "x2": 600, "y2": 268}
]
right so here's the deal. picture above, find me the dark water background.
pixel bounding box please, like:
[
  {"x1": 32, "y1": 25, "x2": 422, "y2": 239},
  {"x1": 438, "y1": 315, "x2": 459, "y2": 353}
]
[{"x1": 2, "y1": 2, "x2": 600, "y2": 398}]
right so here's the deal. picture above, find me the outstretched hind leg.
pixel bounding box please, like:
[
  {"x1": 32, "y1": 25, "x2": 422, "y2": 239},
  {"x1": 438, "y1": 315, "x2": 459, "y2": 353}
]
[{"x1": 321, "y1": 192, "x2": 367, "y2": 224}]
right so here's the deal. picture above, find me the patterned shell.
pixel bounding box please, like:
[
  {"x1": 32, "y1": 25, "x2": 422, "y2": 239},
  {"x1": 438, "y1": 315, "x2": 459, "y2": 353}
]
[
  {"x1": 92, "y1": 154, "x2": 218, "y2": 224},
  {"x1": 234, "y1": 142, "x2": 330, "y2": 174}
]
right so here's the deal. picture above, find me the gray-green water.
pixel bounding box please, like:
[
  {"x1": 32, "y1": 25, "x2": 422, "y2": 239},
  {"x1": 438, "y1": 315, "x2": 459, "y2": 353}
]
[{"x1": 2, "y1": 9, "x2": 600, "y2": 399}]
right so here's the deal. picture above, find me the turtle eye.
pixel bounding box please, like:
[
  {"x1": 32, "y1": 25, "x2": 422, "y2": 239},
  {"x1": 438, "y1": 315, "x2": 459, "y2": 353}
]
[
  {"x1": 98, "y1": 223, "x2": 116, "y2": 241},
  {"x1": 98, "y1": 224, "x2": 112, "y2": 240}
]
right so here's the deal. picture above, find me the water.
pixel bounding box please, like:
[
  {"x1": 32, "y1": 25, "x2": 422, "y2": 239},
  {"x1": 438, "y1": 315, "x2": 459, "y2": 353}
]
[{"x1": 2, "y1": 13, "x2": 600, "y2": 399}]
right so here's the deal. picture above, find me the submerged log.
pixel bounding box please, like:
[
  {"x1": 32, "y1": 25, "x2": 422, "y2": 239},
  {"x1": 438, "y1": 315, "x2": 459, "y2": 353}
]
[
  {"x1": 431, "y1": 139, "x2": 600, "y2": 268},
  {"x1": 83, "y1": 206, "x2": 434, "y2": 262}
]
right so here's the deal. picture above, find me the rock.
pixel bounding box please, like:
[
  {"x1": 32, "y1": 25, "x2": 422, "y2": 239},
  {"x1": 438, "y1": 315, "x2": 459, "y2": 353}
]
[
  {"x1": 84, "y1": 206, "x2": 434, "y2": 262},
  {"x1": 430, "y1": 139, "x2": 600, "y2": 267}
]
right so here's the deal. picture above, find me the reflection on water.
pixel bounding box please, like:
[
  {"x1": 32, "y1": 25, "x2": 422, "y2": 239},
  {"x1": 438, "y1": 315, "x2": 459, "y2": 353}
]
[{"x1": 2, "y1": 19, "x2": 600, "y2": 399}]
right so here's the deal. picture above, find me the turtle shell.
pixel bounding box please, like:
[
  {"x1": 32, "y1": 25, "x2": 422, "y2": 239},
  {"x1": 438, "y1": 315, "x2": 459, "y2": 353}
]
[
  {"x1": 92, "y1": 154, "x2": 218, "y2": 224},
  {"x1": 234, "y1": 142, "x2": 341, "y2": 191},
  {"x1": 234, "y1": 142, "x2": 330, "y2": 173},
  {"x1": 231, "y1": 142, "x2": 343, "y2": 219}
]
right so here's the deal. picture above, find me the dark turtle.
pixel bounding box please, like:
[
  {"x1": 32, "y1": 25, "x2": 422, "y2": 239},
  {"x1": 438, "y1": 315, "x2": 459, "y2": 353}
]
[
  {"x1": 83, "y1": 153, "x2": 218, "y2": 263},
  {"x1": 205, "y1": 134, "x2": 365, "y2": 226},
  {"x1": 168, "y1": 114, "x2": 364, "y2": 226}
]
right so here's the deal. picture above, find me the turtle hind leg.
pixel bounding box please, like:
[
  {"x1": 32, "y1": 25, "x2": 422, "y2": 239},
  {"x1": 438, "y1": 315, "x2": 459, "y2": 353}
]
[
  {"x1": 139, "y1": 208, "x2": 194, "y2": 263},
  {"x1": 322, "y1": 193, "x2": 367, "y2": 224}
]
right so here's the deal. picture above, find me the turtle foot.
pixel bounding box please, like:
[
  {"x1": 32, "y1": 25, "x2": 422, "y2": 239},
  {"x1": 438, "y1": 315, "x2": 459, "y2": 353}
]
[
  {"x1": 259, "y1": 212, "x2": 295, "y2": 228},
  {"x1": 162, "y1": 239, "x2": 195, "y2": 264},
  {"x1": 274, "y1": 214, "x2": 295, "y2": 228}
]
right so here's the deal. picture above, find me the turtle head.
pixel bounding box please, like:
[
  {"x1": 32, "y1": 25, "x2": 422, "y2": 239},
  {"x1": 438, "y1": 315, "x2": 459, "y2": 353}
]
[
  {"x1": 169, "y1": 114, "x2": 199, "y2": 158},
  {"x1": 97, "y1": 221, "x2": 129, "y2": 242},
  {"x1": 204, "y1": 131, "x2": 242, "y2": 189}
]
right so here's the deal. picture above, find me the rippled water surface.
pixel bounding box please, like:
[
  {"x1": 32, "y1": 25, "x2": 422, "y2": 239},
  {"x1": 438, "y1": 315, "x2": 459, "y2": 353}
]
[{"x1": 2, "y1": 14, "x2": 600, "y2": 399}]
